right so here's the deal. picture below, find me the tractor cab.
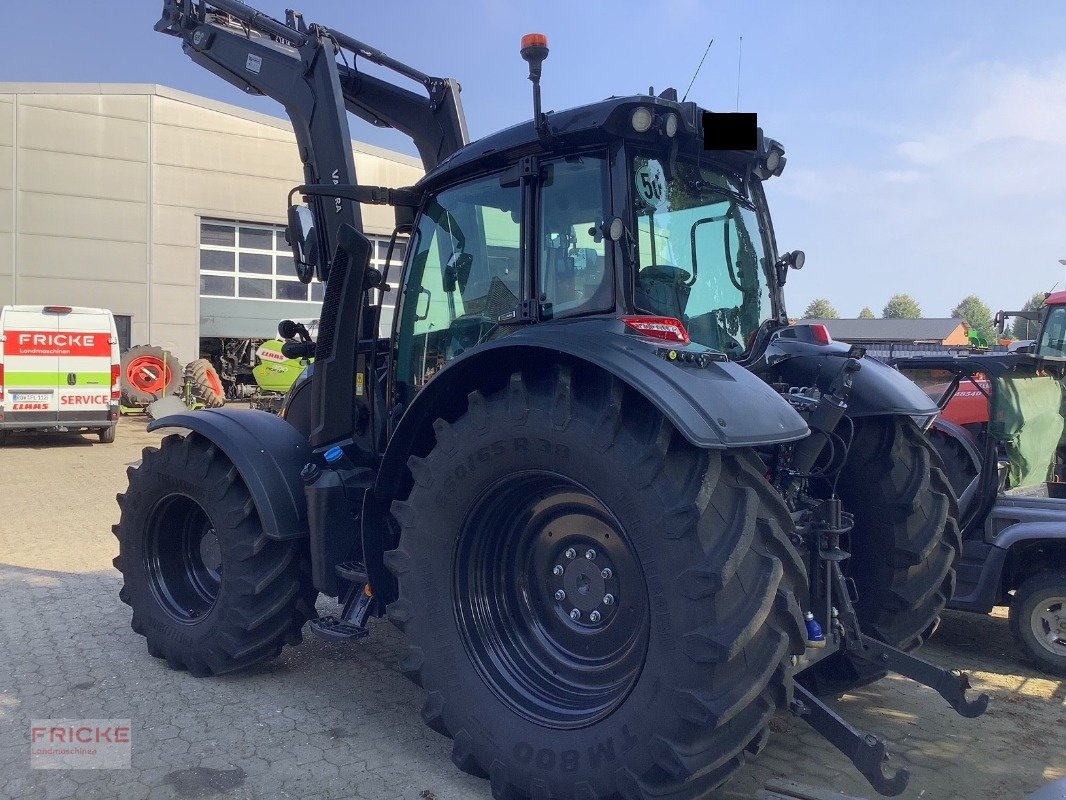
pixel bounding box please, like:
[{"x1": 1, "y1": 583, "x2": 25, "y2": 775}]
[{"x1": 369, "y1": 95, "x2": 793, "y2": 416}]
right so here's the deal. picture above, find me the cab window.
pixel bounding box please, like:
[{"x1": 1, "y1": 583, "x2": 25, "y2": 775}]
[
  {"x1": 538, "y1": 154, "x2": 612, "y2": 318},
  {"x1": 394, "y1": 174, "x2": 523, "y2": 399}
]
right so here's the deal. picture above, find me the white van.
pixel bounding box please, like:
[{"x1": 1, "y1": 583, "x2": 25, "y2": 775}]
[{"x1": 0, "y1": 305, "x2": 120, "y2": 444}]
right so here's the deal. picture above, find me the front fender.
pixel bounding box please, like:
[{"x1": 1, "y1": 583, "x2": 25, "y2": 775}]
[
  {"x1": 375, "y1": 319, "x2": 809, "y2": 498},
  {"x1": 147, "y1": 409, "x2": 311, "y2": 540},
  {"x1": 766, "y1": 338, "x2": 939, "y2": 417}
]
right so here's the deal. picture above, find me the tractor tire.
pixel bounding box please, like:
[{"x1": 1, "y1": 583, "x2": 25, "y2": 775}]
[
  {"x1": 385, "y1": 368, "x2": 808, "y2": 800},
  {"x1": 120, "y1": 345, "x2": 182, "y2": 406},
  {"x1": 1009, "y1": 569, "x2": 1066, "y2": 675},
  {"x1": 804, "y1": 416, "x2": 960, "y2": 695},
  {"x1": 184, "y1": 358, "x2": 226, "y2": 409},
  {"x1": 927, "y1": 425, "x2": 981, "y2": 502},
  {"x1": 114, "y1": 433, "x2": 317, "y2": 676}
]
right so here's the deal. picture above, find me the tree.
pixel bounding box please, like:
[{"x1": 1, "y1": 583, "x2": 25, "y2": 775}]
[
  {"x1": 1012, "y1": 293, "x2": 1047, "y2": 340},
  {"x1": 858, "y1": 307, "x2": 875, "y2": 319},
  {"x1": 883, "y1": 294, "x2": 922, "y2": 319},
  {"x1": 802, "y1": 298, "x2": 839, "y2": 319},
  {"x1": 950, "y1": 295, "x2": 996, "y2": 344}
]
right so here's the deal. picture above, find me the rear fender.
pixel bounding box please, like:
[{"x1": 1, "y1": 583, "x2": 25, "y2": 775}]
[
  {"x1": 765, "y1": 337, "x2": 940, "y2": 418},
  {"x1": 373, "y1": 319, "x2": 809, "y2": 499},
  {"x1": 147, "y1": 409, "x2": 311, "y2": 540}
]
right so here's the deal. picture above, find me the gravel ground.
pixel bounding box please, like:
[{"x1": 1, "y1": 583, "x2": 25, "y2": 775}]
[{"x1": 0, "y1": 414, "x2": 1063, "y2": 800}]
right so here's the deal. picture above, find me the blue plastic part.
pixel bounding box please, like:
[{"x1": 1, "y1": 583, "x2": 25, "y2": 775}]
[
  {"x1": 804, "y1": 611, "x2": 825, "y2": 643},
  {"x1": 324, "y1": 445, "x2": 344, "y2": 464}
]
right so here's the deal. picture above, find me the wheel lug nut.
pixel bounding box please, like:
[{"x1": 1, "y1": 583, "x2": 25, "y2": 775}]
[
  {"x1": 565, "y1": 547, "x2": 576, "y2": 559},
  {"x1": 555, "y1": 589, "x2": 566, "y2": 601},
  {"x1": 585, "y1": 548, "x2": 596, "y2": 560},
  {"x1": 603, "y1": 594, "x2": 615, "y2": 606},
  {"x1": 570, "y1": 609, "x2": 581, "y2": 621},
  {"x1": 590, "y1": 610, "x2": 601, "y2": 623},
  {"x1": 553, "y1": 565, "x2": 564, "y2": 576},
  {"x1": 601, "y1": 567, "x2": 612, "y2": 579}
]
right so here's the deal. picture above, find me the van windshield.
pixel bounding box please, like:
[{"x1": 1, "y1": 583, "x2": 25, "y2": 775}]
[{"x1": 631, "y1": 155, "x2": 772, "y2": 356}]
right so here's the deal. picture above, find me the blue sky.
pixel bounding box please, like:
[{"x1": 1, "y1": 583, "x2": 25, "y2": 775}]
[{"x1": 3, "y1": 1, "x2": 1065, "y2": 318}]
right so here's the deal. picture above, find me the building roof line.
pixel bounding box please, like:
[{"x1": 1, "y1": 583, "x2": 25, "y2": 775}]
[{"x1": 0, "y1": 82, "x2": 423, "y2": 170}]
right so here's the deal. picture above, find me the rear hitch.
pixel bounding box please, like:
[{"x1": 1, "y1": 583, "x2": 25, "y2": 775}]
[
  {"x1": 848, "y1": 634, "x2": 990, "y2": 718},
  {"x1": 790, "y1": 684, "x2": 910, "y2": 797},
  {"x1": 792, "y1": 513, "x2": 989, "y2": 796}
]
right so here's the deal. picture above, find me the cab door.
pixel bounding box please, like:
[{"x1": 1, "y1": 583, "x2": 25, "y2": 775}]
[
  {"x1": 535, "y1": 151, "x2": 615, "y2": 320},
  {"x1": 2, "y1": 307, "x2": 60, "y2": 425},
  {"x1": 392, "y1": 170, "x2": 527, "y2": 418}
]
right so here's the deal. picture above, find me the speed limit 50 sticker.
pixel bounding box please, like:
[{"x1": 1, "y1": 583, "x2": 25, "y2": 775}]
[{"x1": 634, "y1": 159, "x2": 668, "y2": 211}]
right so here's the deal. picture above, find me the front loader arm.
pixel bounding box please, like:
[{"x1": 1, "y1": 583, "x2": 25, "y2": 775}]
[
  {"x1": 156, "y1": 0, "x2": 361, "y2": 285},
  {"x1": 157, "y1": 0, "x2": 469, "y2": 454}
]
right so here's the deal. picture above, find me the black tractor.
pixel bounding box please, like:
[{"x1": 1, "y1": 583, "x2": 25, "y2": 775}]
[{"x1": 115, "y1": 2, "x2": 987, "y2": 797}]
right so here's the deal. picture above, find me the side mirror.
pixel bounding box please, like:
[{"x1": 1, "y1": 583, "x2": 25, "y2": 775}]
[
  {"x1": 286, "y1": 205, "x2": 318, "y2": 283},
  {"x1": 774, "y1": 249, "x2": 804, "y2": 285},
  {"x1": 278, "y1": 319, "x2": 299, "y2": 339}
]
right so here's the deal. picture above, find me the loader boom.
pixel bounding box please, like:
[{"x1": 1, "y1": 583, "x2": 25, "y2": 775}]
[{"x1": 155, "y1": 0, "x2": 468, "y2": 452}]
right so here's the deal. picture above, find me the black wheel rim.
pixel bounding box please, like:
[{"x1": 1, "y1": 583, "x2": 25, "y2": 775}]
[
  {"x1": 144, "y1": 494, "x2": 222, "y2": 623},
  {"x1": 454, "y1": 471, "x2": 649, "y2": 729}
]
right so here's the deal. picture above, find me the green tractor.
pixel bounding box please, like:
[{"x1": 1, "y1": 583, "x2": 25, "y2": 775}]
[{"x1": 248, "y1": 320, "x2": 315, "y2": 412}]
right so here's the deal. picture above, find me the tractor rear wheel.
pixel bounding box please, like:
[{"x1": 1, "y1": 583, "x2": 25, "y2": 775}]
[
  {"x1": 120, "y1": 345, "x2": 182, "y2": 405},
  {"x1": 114, "y1": 433, "x2": 317, "y2": 675},
  {"x1": 386, "y1": 368, "x2": 808, "y2": 799},
  {"x1": 804, "y1": 416, "x2": 960, "y2": 694},
  {"x1": 185, "y1": 358, "x2": 226, "y2": 408}
]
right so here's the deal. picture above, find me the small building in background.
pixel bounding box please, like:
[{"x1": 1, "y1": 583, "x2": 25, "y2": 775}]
[
  {"x1": 0, "y1": 84, "x2": 422, "y2": 363},
  {"x1": 797, "y1": 318, "x2": 974, "y2": 356}
]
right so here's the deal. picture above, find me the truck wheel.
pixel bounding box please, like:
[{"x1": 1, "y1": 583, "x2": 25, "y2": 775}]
[
  {"x1": 114, "y1": 433, "x2": 317, "y2": 676},
  {"x1": 805, "y1": 416, "x2": 960, "y2": 694},
  {"x1": 98, "y1": 426, "x2": 116, "y2": 444},
  {"x1": 121, "y1": 345, "x2": 182, "y2": 405},
  {"x1": 386, "y1": 369, "x2": 807, "y2": 799},
  {"x1": 185, "y1": 358, "x2": 226, "y2": 408},
  {"x1": 0, "y1": 430, "x2": 10, "y2": 446},
  {"x1": 1010, "y1": 570, "x2": 1066, "y2": 675}
]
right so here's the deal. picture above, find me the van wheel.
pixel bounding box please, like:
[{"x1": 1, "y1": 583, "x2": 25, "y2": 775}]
[
  {"x1": 99, "y1": 426, "x2": 117, "y2": 444},
  {"x1": 1010, "y1": 569, "x2": 1066, "y2": 675},
  {"x1": 0, "y1": 430, "x2": 10, "y2": 446}
]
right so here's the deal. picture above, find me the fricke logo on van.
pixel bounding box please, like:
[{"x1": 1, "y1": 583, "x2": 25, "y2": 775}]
[{"x1": 4, "y1": 332, "x2": 112, "y2": 357}]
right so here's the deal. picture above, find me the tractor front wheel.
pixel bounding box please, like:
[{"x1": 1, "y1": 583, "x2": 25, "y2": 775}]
[
  {"x1": 114, "y1": 433, "x2": 317, "y2": 675},
  {"x1": 386, "y1": 368, "x2": 808, "y2": 799}
]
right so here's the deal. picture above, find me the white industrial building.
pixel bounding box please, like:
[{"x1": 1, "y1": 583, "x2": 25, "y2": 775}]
[{"x1": 0, "y1": 83, "x2": 423, "y2": 362}]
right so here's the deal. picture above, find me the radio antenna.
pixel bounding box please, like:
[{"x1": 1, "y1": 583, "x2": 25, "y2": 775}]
[
  {"x1": 681, "y1": 38, "x2": 714, "y2": 103},
  {"x1": 735, "y1": 36, "x2": 743, "y2": 110}
]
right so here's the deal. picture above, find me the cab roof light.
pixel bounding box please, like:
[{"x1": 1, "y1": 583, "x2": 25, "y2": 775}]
[
  {"x1": 811, "y1": 323, "x2": 832, "y2": 345},
  {"x1": 622, "y1": 315, "x2": 690, "y2": 345},
  {"x1": 631, "y1": 106, "x2": 654, "y2": 134}
]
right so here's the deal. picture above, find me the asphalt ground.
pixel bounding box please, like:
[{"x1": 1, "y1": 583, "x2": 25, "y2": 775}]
[{"x1": 0, "y1": 414, "x2": 1063, "y2": 799}]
